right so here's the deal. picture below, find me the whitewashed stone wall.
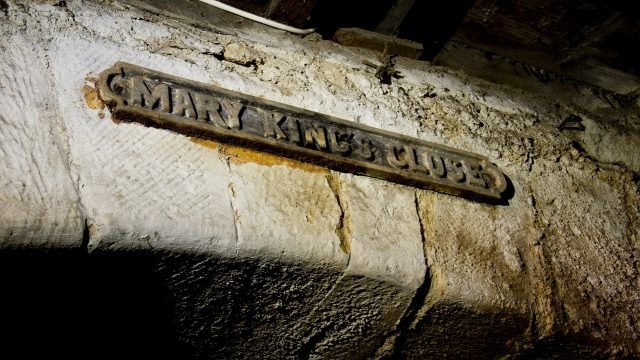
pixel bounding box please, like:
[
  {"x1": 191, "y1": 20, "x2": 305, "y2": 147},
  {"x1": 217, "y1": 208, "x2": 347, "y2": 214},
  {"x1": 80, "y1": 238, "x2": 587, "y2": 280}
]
[{"x1": 0, "y1": 0, "x2": 638, "y2": 358}]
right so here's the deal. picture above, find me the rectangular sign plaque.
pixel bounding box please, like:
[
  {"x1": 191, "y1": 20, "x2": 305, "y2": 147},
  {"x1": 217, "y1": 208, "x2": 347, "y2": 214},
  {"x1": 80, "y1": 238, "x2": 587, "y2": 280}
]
[{"x1": 96, "y1": 62, "x2": 507, "y2": 202}]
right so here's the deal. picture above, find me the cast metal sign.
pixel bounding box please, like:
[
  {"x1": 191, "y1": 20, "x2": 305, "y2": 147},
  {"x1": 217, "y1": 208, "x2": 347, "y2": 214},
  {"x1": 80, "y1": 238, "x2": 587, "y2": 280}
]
[{"x1": 96, "y1": 62, "x2": 507, "y2": 202}]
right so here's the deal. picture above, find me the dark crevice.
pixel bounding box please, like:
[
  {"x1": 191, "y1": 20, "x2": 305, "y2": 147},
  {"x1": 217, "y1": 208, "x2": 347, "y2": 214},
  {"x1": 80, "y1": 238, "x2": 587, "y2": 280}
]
[
  {"x1": 398, "y1": 0, "x2": 475, "y2": 60},
  {"x1": 385, "y1": 268, "x2": 431, "y2": 360},
  {"x1": 559, "y1": 114, "x2": 586, "y2": 131},
  {"x1": 298, "y1": 323, "x2": 333, "y2": 360},
  {"x1": 375, "y1": 54, "x2": 401, "y2": 85},
  {"x1": 0, "y1": 250, "x2": 180, "y2": 359},
  {"x1": 390, "y1": 192, "x2": 433, "y2": 359},
  {"x1": 204, "y1": 50, "x2": 225, "y2": 62},
  {"x1": 80, "y1": 218, "x2": 90, "y2": 254},
  {"x1": 528, "y1": 311, "x2": 540, "y2": 343},
  {"x1": 0, "y1": 0, "x2": 8, "y2": 16},
  {"x1": 570, "y1": 140, "x2": 588, "y2": 154},
  {"x1": 374, "y1": 192, "x2": 432, "y2": 359}
]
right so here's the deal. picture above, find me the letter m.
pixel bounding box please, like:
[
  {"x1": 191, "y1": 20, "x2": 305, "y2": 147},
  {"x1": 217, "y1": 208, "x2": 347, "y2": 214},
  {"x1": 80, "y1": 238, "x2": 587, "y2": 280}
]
[{"x1": 128, "y1": 77, "x2": 170, "y2": 112}]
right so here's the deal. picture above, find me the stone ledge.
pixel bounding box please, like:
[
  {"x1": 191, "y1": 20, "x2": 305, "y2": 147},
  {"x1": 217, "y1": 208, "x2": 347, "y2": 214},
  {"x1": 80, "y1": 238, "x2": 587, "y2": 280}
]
[{"x1": 333, "y1": 27, "x2": 424, "y2": 59}]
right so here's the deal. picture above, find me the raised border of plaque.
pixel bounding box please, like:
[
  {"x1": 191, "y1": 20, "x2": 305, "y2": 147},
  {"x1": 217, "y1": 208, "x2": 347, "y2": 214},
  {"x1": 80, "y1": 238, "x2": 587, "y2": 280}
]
[{"x1": 96, "y1": 62, "x2": 508, "y2": 202}]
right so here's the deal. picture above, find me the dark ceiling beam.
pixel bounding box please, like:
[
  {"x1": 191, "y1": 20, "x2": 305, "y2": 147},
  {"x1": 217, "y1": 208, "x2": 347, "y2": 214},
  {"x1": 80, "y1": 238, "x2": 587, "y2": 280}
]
[
  {"x1": 375, "y1": 0, "x2": 416, "y2": 35},
  {"x1": 448, "y1": 0, "x2": 640, "y2": 93},
  {"x1": 264, "y1": 0, "x2": 317, "y2": 28}
]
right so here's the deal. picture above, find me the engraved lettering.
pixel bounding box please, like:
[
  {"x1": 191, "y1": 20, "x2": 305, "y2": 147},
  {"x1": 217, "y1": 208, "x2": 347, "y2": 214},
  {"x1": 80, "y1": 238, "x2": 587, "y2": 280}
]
[
  {"x1": 97, "y1": 62, "x2": 509, "y2": 202},
  {"x1": 352, "y1": 134, "x2": 376, "y2": 160},
  {"x1": 192, "y1": 93, "x2": 226, "y2": 127},
  {"x1": 461, "y1": 159, "x2": 487, "y2": 188},
  {"x1": 327, "y1": 127, "x2": 351, "y2": 154},
  {"x1": 109, "y1": 75, "x2": 128, "y2": 97},
  {"x1": 481, "y1": 161, "x2": 507, "y2": 194},
  {"x1": 129, "y1": 77, "x2": 170, "y2": 112},
  {"x1": 387, "y1": 144, "x2": 417, "y2": 169},
  {"x1": 287, "y1": 117, "x2": 302, "y2": 145},
  {"x1": 262, "y1": 110, "x2": 288, "y2": 140},
  {"x1": 445, "y1": 158, "x2": 465, "y2": 183},
  {"x1": 422, "y1": 151, "x2": 445, "y2": 178},
  {"x1": 303, "y1": 123, "x2": 328, "y2": 151},
  {"x1": 220, "y1": 99, "x2": 243, "y2": 129},
  {"x1": 172, "y1": 88, "x2": 197, "y2": 119}
]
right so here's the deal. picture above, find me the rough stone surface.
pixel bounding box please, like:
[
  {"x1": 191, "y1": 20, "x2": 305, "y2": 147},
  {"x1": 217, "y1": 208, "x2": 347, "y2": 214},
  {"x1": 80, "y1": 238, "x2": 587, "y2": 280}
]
[
  {"x1": 298, "y1": 174, "x2": 425, "y2": 359},
  {"x1": 435, "y1": 41, "x2": 639, "y2": 118},
  {"x1": 155, "y1": 252, "x2": 347, "y2": 359},
  {"x1": 0, "y1": 29, "x2": 83, "y2": 249},
  {"x1": 339, "y1": 174, "x2": 425, "y2": 292},
  {"x1": 49, "y1": 34, "x2": 239, "y2": 254},
  {"x1": 405, "y1": 183, "x2": 536, "y2": 358},
  {"x1": 227, "y1": 160, "x2": 345, "y2": 265},
  {"x1": 1, "y1": 0, "x2": 639, "y2": 358},
  {"x1": 525, "y1": 160, "x2": 640, "y2": 352}
]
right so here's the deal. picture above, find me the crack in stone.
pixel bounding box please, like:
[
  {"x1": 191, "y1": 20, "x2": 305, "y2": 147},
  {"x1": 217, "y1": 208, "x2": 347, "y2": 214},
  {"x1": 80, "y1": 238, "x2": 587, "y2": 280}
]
[
  {"x1": 220, "y1": 154, "x2": 240, "y2": 245},
  {"x1": 43, "y1": 47, "x2": 92, "y2": 253},
  {"x1": 373, "y1": 190, "x2": 432, "y2": 359},
  {"x1": 526, "y1": 187, "x2": 561, "y2": 341},
  {"x1": 80, "y1": 218, "x2": 90, "y2": 255},
  {"x1": 295, "y1": 172, "x2": 353, "y2": 359},
  {"x1": 296, "y1": 268, "x2": 348, "y2": 360},
  {"x1": 325, "y1": 172, "x2": 350, "y2": 254}
]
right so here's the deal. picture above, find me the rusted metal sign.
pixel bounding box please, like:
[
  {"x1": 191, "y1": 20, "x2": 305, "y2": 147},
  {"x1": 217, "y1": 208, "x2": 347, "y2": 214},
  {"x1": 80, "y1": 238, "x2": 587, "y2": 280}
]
[{"x1": 96, "y1": 62, "x2": 507, "y2": 202}]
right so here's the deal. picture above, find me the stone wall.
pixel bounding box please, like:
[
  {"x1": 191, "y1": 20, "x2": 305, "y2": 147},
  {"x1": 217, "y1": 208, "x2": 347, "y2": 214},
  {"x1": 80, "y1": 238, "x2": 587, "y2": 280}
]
[{"x1": 0, "y1": 0, "x2": 638, "y2": 358}]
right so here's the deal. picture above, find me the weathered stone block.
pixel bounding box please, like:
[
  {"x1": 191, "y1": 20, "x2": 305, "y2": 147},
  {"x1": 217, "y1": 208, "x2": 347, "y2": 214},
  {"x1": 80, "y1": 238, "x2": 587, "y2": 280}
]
[
  {"x1": 0, "y1": 30, "x2": 83, "y2": 249},
  {"x1": 299, "y1": 173, "x2": 426, "y2": 358},
  {"x1": 49, "y1": 35, "x2": 238, "y2": 254},
  {"x1": 527, "y1": 160, "x2": 640, "y2": 349},
  {"x1": 228, "y1": 160, "x2": 346, "y2": 265},
  {"x1": 403, "y1": 180, "x2": 535, "y2": 357}
]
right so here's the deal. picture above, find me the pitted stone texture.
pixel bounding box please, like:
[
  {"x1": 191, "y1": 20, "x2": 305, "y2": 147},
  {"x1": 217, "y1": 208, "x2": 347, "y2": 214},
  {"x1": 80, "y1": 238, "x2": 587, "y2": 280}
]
[
  {"x1": 339, "y1": 174, "x2": 425, "y2": 291},
  {"x1": 526, "y1": 159, "x2": 640, "y2": 352},
  {"x1": 302, "y1": 276, "x2": 415, "y2": 359},
  {"x1": 571, "y1": 116, "x2": 640, "y2": 173},
  {"x1": 49, "y1": 35, "x2": 237, "y2": 253},
  {"x1": 155, "y1": 252, "x2": 345, "y2": 359},
  {"x1": 402, "y1": 161, "x2": 640, "y2": 357},
  {"x1": 297, "y1": 174, "x2": 426, "y2": 359},
  {"x1": 403, "y1": 173, "x2": 536, "y2": 357},
  {"x1": 418, "y1": 179, "x2": 534, "y2": 310},
  {"x1": 0, "y1": 30, "x2": 83, "y2": 249}
]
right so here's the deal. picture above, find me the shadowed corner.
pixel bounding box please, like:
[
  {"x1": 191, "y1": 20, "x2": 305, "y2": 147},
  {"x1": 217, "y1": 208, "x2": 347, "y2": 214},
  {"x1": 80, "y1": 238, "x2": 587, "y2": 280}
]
[
  {"x1": 481, "y1": 172, "x2": 515, "y2": 207},
  {"x1": 0, "y1": 249, "x2": 182, "y2": 360},
  {"x1": 497, "y1": 173, "x2": 516, "y2": 206}
]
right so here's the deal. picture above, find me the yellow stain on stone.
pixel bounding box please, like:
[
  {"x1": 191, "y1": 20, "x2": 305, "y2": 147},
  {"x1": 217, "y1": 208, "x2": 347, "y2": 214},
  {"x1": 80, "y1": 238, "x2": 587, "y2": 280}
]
[
  {"x1": 191, "y1": 138, "x2": 328, "y2": 174},
  {"x1": 87, "y1": 223, "x2": 98, "y2": 237},
  {"x1": 82, "y1": 85, "x2": 105, "y2": 110},
  {"x1": 192, "y1": 138, "x2": 219, "y2": 151},
  {"x1": 193, "y1": 137, "x2": 348, "y2": 254},
  {"x1": 326, "y1": 172, "x2": 351, "y2": 255}
]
